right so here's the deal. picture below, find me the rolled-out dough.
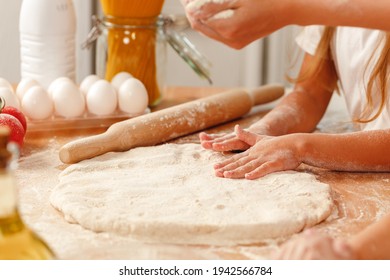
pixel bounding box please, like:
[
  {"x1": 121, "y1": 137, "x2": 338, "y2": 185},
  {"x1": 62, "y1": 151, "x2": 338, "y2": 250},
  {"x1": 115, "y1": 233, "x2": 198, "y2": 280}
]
[{"x1": 50, "y1": 143, "x2": 334, "y2": 246}]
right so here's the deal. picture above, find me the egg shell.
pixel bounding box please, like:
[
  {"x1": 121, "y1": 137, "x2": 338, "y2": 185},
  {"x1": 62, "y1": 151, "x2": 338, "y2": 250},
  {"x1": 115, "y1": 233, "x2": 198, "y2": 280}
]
[
  {"x1": 118, "y1": 78, "x2": 149, "y2": 114},
  {"x1": 22, "y1": 85, "x2": 53, "y2": 120},
  {"x1": 87, "y1": 80, "x2": 117, "y2": 116},
  {"x1": 48, "y1": 77, "x2": 75, "y2": 99},
  {"x1": 16, "y1": 77, "x2": 40, "y2": 100},
  {"x1": 111, "y1": 71, "x2": 133, "y2": 92},
  {"x1": 0, "y1": 77, "x2": 14, "y2": 92},
  {"x1": 52, "y1": 81, "x2": 86, "y2": 118},
  {"x1": 80, "y1": 75, "x2": 101, "y2": 96},
  {"x1": 0, "y1": 87, "x2": 20, "y2": 109}
]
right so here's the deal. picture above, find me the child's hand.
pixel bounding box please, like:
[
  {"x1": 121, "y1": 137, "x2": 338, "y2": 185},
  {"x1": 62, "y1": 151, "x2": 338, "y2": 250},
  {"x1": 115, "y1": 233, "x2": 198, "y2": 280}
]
[
  {"x1": 213, "y1": 125, "x2": 301, "y2": 179},
  {"x1": 199, "y1": 122, "x2": 271, "y2": 152},
  {"x1": 273, "y1": 230, "x2": 357, "y2": 260},
  {"x1": 199, "y1": 131, "x2": 251, "y2": 152}
]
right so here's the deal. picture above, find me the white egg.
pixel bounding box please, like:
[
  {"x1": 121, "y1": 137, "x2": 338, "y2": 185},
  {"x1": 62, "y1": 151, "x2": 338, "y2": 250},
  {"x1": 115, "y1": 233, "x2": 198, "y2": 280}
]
[
  {"x1": 87, "y1": 80, "x2": 117, "y2": 116},
  {"x1": 22, "y1": 85, "x2": 53, "y2": 120},
  {"x1": 51, "y1": 81, "x2": 85, "y2": 118},
  {"x1": 80, "y1": 74, "x2": 101, "y2": 96},
  {"x1": 111, "y1": 71, "x2": 133, "y2": 92},
  {"x1": 16, "y1": 77, "x2": 40, "y2": 100},
  {"x1": 0, "y1": 77, "x2": 14, "y2": 92},
  {"x1": 118, "y1": 78, "x2": 149, "y2": 114},
  {"x1": 48, "y1": 77, "x2": 75, "y2": 99},
  {"x1": 0, "y1": 87, "x2": 20, "y2": 109}
]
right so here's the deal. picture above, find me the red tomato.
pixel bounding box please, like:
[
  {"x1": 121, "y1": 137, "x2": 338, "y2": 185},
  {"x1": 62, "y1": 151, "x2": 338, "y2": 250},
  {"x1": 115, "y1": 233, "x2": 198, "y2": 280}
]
[
  {"x1": 1, "y1": 106, "x2": 27, "y2": 133},
  {"x1": 0, "y1": 114, "x2": 25, "y2": 147}
]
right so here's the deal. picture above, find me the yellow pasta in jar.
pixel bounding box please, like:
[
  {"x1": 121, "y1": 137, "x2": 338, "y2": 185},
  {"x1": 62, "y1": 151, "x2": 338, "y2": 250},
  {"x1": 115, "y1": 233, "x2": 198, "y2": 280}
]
[{"x1": 99, "y1": 0, "x2": 165, "y2": 106}]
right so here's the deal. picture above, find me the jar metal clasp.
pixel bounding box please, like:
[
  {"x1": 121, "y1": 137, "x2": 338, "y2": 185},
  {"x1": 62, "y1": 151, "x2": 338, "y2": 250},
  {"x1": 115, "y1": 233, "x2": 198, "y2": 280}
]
[{"x1": 82, "y1": 15, "x2": 103, "y2": 50}]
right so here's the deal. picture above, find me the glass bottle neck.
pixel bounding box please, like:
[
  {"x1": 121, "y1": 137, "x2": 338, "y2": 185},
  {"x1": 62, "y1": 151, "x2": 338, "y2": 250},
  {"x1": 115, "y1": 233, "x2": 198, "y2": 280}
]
[{"x1": 0, "y1": 170, "x2": 17, "y2": 218}]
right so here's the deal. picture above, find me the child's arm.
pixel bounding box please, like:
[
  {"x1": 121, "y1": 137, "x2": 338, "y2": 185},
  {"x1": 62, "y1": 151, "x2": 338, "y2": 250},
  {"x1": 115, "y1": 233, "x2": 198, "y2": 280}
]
[
  {"x1": 349, "y1": 213, "x2": 390, "y2": 259},
  {"x1": 248, "y1": 53, "x2": 337, "y2": 136},
  {"x1": 274, "y1": 213, "x2": 390, "y2": 260},
  {"x1": 212, "y1": 52, "x2": 390, "y2": 179},
  {"x1": 292, "y1": 129, "x2": 390, "y2": 173},
  {"x1": 200, "y1": 53, "x2": 337, "y2": 152},
  {"x1": 214, "y1": 126, "x2": 390, "y2": 179},
  {"x1": 274, "y1": 230, "x2": 356, "y2": 260}
]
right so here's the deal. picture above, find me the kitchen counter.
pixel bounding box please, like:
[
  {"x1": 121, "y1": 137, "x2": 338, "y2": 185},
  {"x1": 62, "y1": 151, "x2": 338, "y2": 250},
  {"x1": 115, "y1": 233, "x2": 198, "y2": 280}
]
[{"x1": 15, "y1": 86, "x2": 390, "y2": 260}]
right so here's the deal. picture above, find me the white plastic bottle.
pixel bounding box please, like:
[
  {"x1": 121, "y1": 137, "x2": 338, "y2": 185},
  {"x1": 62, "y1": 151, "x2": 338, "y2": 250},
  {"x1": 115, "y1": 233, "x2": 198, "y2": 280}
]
[{"x1": 19, "y1": 0, "x2": 76, "y2": 89}]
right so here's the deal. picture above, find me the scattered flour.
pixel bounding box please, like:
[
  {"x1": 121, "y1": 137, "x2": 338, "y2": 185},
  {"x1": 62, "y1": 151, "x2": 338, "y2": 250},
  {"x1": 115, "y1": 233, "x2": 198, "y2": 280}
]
[
  {"x1": 50, "y1": 143, "x2": 334, "y2": 246},
  {"x1": 186, "y1": 0, "x2": 235, "y2": 20},
  {"x1": 187, "y1": 0, "x2": 228, "y2": 10},
  {"x1": 211, "y1": 9, "x2": 235, "y2": 20}
]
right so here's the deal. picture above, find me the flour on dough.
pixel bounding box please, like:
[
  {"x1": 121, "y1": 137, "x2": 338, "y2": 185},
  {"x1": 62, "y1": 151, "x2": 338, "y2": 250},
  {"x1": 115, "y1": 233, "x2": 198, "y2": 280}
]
[{"x1": 50, "y1": 143, "x2": 334, "y2": 246}]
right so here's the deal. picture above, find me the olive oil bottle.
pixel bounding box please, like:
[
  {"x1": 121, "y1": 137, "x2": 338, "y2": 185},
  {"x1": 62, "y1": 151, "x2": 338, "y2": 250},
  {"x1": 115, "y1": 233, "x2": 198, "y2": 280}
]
[{"x1": 0, "y1": 127, "x2": 55, "y2": 259}]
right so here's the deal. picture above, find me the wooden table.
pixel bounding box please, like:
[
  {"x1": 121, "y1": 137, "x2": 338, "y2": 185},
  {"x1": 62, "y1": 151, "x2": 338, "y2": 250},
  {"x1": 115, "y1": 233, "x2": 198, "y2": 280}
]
[{"x1": 15, "y1": 87, "x2": 390, "y2": 260}]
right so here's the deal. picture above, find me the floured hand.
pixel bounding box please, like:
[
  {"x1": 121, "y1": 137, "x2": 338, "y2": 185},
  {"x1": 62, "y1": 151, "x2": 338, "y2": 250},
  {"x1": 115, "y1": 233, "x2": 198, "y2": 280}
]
[
  {"x1": 182, "y1": 0, "x2": 288, "y2": 49},
  {"x1": 181, "y1": 0, "x2": 390, "y2": 48},
  {"x1": 199, "y1": 131, "x2": 251, "y2": 152},
  {"x1": 199, "y1": 121, "x2": 272, "y2": 152},
  {"x1": 214, "y1": 125, "x2": 301, "y2": 179}
]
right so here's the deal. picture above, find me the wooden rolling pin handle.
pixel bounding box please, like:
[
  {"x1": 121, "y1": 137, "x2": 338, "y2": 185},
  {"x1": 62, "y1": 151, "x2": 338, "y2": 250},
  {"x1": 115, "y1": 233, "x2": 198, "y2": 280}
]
[
  {"x1": 59, "y1": 133, "x2": 119, "y2": 165},
  {"x1": 249, "y1": 84, "x2": 285, "y2": 106},
  {"x1": 59, "y1": 85, "x2": 284, "y2": 164}
]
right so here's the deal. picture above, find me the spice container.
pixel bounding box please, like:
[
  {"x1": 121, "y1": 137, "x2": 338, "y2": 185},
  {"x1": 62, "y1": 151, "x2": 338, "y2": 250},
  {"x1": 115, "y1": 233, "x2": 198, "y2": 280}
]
[{"x1": 84, "y1": 15, "x2": 212, "y2": 107}]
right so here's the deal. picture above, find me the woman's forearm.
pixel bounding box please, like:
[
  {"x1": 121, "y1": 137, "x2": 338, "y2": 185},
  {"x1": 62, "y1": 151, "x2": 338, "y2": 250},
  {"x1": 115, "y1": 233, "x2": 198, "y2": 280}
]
[{"x1": 289, "y1": 0, "x2": 390, "y2": 31}]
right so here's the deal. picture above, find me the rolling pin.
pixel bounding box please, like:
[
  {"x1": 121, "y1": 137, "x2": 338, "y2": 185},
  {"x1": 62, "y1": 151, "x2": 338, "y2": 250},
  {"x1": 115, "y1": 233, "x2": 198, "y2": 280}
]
[{"x1": 60, "y1": 84, "x2": 284, "y2": 164}]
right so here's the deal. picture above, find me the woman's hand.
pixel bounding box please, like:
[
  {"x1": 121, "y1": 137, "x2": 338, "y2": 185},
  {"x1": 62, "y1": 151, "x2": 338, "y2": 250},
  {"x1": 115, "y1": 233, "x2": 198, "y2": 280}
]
[
  {"x1": 181, "y1": 0, "x2": 290, "y2": 49},
  {"x1": 273, "y1": 230, "x2": 357, "y2": 260},
  {"x1": 214, "y1": 125, "x2": 302, "y2": 179},
  {"x1": 182, "y1": 0, "x2": 390, "y2": 48}
]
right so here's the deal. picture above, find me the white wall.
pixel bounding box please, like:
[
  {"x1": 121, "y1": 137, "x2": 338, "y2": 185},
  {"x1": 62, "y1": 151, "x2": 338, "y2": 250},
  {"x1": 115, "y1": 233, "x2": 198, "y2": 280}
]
[{"x1": 263, "y1": 26, "x2": 303, "y2": 84}]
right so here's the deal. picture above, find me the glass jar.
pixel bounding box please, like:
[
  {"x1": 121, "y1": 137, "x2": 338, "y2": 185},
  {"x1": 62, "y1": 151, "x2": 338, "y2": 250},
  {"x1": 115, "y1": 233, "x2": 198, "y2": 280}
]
[
  {"x1": 84, "y1": 15, "x2": 212, "y2": 107},
  {"x1": 96, "y1": 16, "x2": 165, "y2": 106}
]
